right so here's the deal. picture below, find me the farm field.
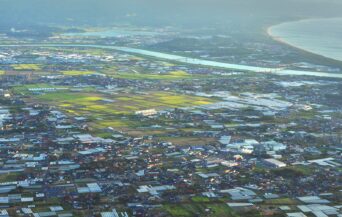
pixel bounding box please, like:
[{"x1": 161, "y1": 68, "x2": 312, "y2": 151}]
[
  {"x1": 61, "y1": 70, "x2": 96, "y2": 76},
  {"x1": 163, "y1": 203, "x2": 240, "y2": 217},
  {"x1": 14, "y1": 85, "x2": 216, "y2": 134},
  {"x1": 156, "y1": 136, "x2": 216, "y2": 145},
  {"x1": 34, "y1": 90, "x2": 214, "y2": 114},
  {"x1": 11, "y1": 64, "x2": 42, "y2": 71},
  {"x1": 106, "y1": 70, "x2": 212, "y2": 80}
]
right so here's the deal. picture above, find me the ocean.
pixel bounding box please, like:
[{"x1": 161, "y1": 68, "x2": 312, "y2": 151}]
[{"x1": 269, "y1": 18, "x2": 342, "y2": 62}]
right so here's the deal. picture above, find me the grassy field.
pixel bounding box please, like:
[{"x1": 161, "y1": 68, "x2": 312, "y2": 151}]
[
  {"x1": 163, "y1": 203, "x2": 239, "y2": 217},
  {"x1": 0, "y1": 172, "x2": 21, "y2": 183},
  {"x1": 157, "y1": 136, "x2": 216, "y2": 145},
  {"x1": 263, "y1": 197, "x2": 298, "y2": 205},
  {"x1": 271, "y1": 165, "x2": 314, "y2": 177},
  {"x1": 191, "y1": 196, "x2": 211, "y2": 203},
  {"x1": 61, "y1": 70, "x2": 96, "y2": 76},
  {"x1": 11, "y1": 64, "x2": 41, "y2": 71},
  {"x1": 108, "y1": 70, "x2": 210, "y2": 80},
  {"x1": 0, "y1": 70, "x2": 4, "y2": 75},
  {"x1": 110, "y1": 72, "x2": 190, "y2": 80}
]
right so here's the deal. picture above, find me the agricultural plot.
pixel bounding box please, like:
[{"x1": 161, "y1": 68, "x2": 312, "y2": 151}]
[
  {"x1": 106, "y1": 69, "x2": 211, "y2": 80},
  {"x1": 163, "y1": 203, "x2": 239, "y2": 217},
  {"x1": 35, "y1": 91, "x2": 213, "y2": 114},
  {"x1": 11, "y1": 64, "x2": 42, "y2": 71},
  {"x1": 156, "y1": 136, "x2": 216, "y2": 146},
  {"x1": 109, "y1": 71, "x2": 192, "y2": 80},
  {"x1": 17, "y1": 86, "x2": 215, "y2": 132},
  {"x1": 12, "y1": 84, "x2": 69, "y2": 94},
  {"x1": 61, "y1": 70, "x2": 96, "y2": 76}
]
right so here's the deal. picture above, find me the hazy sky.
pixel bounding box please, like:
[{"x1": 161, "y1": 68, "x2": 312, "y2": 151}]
[{"x1": 0, "y1": 0, "x2": 341, "y2": 27}]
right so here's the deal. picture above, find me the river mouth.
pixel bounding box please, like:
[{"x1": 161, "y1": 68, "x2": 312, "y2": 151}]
[{"x1": 268, "y1": 18, "x2": 342, "y2": 62}]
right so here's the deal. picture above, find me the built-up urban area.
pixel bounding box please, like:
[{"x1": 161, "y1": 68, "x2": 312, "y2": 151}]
[{"x1": 0, "y1": 27, "x2": 340, "y2": 217}]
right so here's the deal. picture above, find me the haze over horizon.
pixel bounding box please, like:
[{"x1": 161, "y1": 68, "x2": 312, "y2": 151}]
[{"x1": 1, "y1": 0, "x2": 342, "y2": 28}]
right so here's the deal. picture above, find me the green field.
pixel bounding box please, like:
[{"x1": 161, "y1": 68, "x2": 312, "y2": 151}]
[
  {"x1": 157, "y1": 136, "x2": 216, "y2": 145},
  {"x1": 107, "y1": 70, "x2": 210, "y2": 80},
  {"x1": 15, "y1": 86, "x2": 215, "y2": 133},
  {"x1": 36, "y1": 91, "x2": 213, "y2": 115},
  {"x1": 0, "y1": 172, "x2": 21, "y2": 183},
  {"x1": 110, "y1": 72, "x2": 190, "y2": 80},
  {"x1": 11, "y1": 64, "x2": 42, "y2": 71},
  {"x1": 163, "y1": 203, "x2": 239, "y2": 217},
  {"x1": 263, "y1": 197, "x2": 298, "y2": 205},
  {"x1": 61, "y1": 70, "x2": 96, "y2": 76},
  {"x1": 271, "y1": 165, "x2": 314, "y2": 178}
]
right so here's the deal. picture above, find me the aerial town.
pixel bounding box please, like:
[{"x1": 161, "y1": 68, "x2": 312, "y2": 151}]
[
  {"x1": 0, "y1": 1, "x2": 341, "y2": 216},
  {"x1": 0, "y1": 27, "x2": 340, "y2": 216}
]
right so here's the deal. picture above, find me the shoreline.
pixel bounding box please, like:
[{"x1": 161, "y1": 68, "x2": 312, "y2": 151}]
[{"x1": 266, "y1": 18, "x2": 342, "y2": 63}]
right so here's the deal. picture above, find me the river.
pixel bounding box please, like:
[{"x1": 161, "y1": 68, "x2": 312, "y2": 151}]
[{"x1": 1, "y1": 44, "x2": 342, "y2": 79}]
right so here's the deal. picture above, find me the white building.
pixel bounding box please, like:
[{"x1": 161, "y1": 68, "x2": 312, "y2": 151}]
[{"x1": 263, "y1": 158, "x2": 287, "y2": 168}]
